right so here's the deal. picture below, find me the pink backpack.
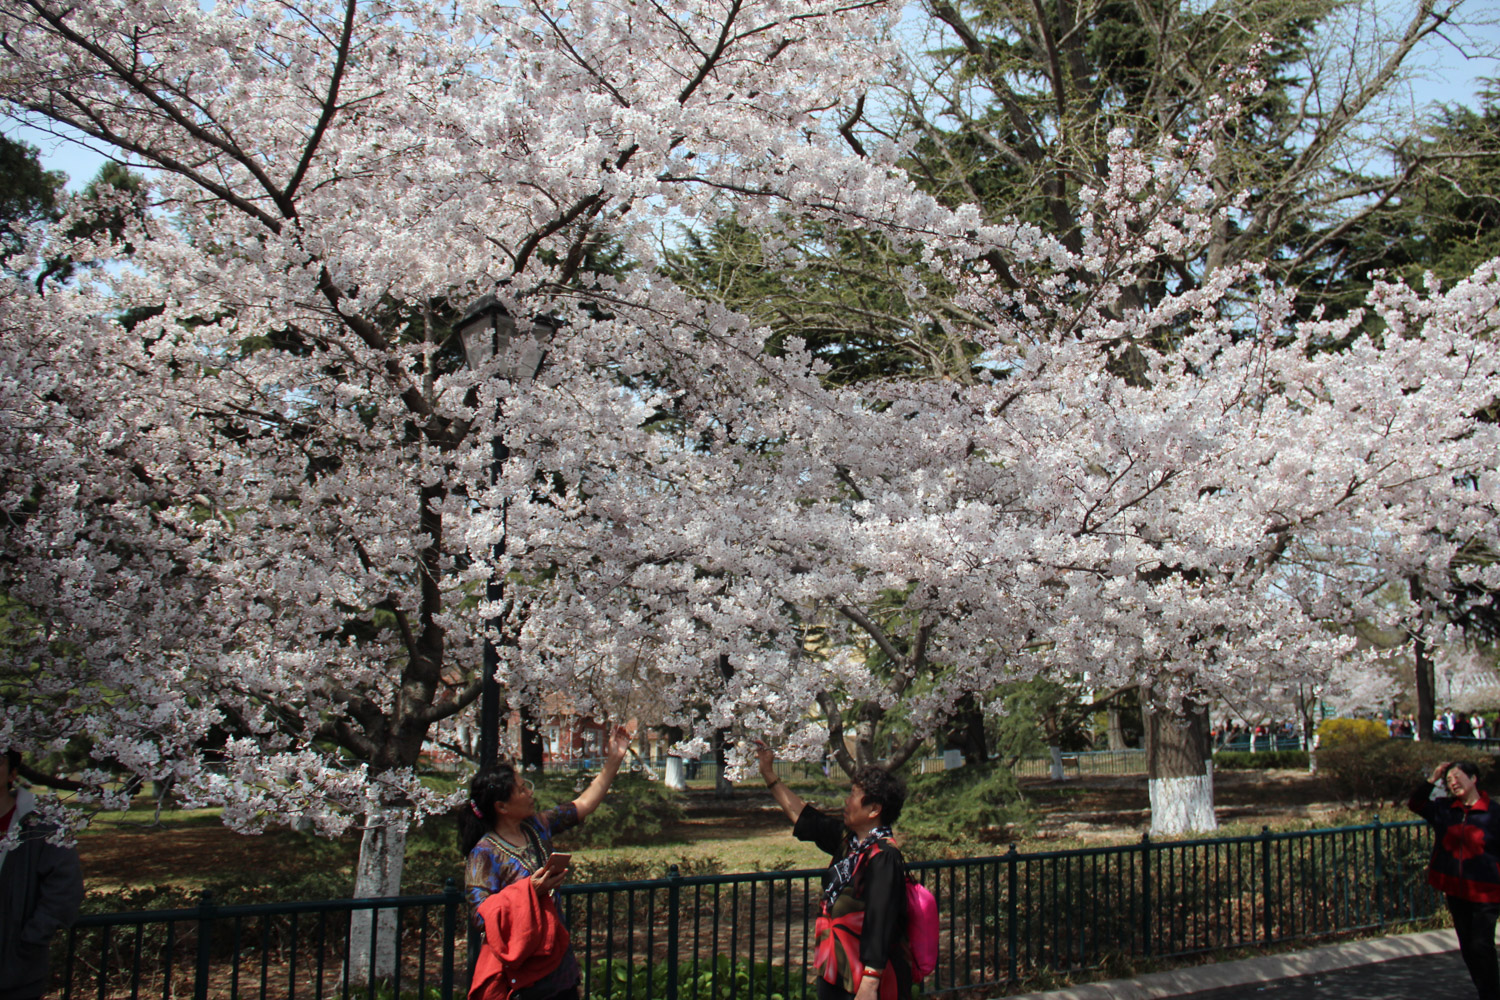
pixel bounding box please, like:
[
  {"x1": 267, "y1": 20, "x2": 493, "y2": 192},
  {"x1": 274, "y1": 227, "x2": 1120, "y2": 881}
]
[{"x1": 905, "y1": 875, "x2": 939, "y2": 981}]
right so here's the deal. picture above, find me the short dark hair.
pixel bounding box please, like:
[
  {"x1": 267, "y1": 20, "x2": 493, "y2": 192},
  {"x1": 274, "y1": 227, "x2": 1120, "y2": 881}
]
[
  {"x1": 851, "y1": 764, "x2": 905, "y2": 828},
  {"x1": 1451, "y1": 761, "x2": 1480, "y2": 781},
  {"x1": 3, "y1": 748, "x2": 19, "y2": 771}
]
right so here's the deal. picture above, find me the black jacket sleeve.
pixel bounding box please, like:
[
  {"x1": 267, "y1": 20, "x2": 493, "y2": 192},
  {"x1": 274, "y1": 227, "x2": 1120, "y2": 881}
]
[
  {"x1": 793, "y1": 804, "x2": 847, "y2": 858},
  {"x1": 19, "y1": 827, "x2": 84, "y2": 946},
  {"x1": 1409, "y1": 780, "x2": 1439, "y2": 820},
  {"x1": 857, "y1": 847, "x2": 906, "y2": 971}
]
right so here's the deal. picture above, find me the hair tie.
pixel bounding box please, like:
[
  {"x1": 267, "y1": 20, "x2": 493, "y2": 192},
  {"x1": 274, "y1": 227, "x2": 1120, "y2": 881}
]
[{"x1": 469, "y1": 800, "x2": 483, "y2": 819}]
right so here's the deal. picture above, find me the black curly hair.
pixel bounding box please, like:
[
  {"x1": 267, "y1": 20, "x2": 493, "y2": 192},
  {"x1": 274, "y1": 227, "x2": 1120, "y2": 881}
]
[
  {"x1": 850, "y1": 764, "x2": 905, "y2": 828},
  {"x1": 457, "y1": 762, "x2": 523, "y2": 857}
]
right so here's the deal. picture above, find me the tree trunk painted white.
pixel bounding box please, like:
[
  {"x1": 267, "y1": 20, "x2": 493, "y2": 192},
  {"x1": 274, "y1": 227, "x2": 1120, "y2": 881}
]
[
  {"x1": 348, "y1": 799, "x2": 410, "y2": 984},
  {"x1": 1144, "y1": 684, "x2": 1217, "y2": 836},
  {"x1": 1148, "y1": 768, "x2": 1216, "y2": 836},
  {"x1": 1048, "y1": 745, "x2": 1066, "y2": 782},
  {"x1": 664, "y1": 755, "x2": 687, "y2": 791}
]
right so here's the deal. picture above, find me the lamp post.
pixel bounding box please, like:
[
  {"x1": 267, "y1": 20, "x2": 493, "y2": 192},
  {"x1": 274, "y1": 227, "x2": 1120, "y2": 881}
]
[{"x1": 457, "y1": 293, "x2": 555, "y2": 770}]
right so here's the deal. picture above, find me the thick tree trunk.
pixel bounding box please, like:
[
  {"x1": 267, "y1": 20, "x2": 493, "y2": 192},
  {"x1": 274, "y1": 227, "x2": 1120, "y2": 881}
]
[
  {"x1": 946, "y1": 694, "x2": 989, "y2": 765},
  {"x1": 1414, "y1": 629, "x2": 1435, "y2": 742},
  {"x1": 348, "y1": 798, "x2": 410, "y2": 983},
  {"x1": 1144, "y1": 685, "x2": 1215, "y2": 835},
  {"x1": 1107, "y1": 705, "x2": 1128, "y2": 750}
]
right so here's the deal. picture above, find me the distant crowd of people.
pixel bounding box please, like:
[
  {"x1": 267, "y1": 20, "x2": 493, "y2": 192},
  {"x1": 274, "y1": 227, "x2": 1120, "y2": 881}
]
[
  {"x1": 1418, "y1": 709, "x2": 1499, "y2": 739},
  {"x1": 1212, "y1": 720, "x2": 1303, "y2": 748}
]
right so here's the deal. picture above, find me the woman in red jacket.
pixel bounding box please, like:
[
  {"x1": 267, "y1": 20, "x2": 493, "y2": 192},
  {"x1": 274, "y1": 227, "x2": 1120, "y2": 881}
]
[{"x1": 1410, "y1": 760, "x2": 1500, "y2": 1000}]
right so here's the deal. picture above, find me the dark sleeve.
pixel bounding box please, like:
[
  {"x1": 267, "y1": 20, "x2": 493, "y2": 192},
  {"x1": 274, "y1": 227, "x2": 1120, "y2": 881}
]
[
  {"x1": 857, "y1": 848, "x2": 905, "y2": 971},
  {"x1": 538, "y1": 801, "x2": 582, "y2": 839},
  {"x1": 1409, "y1": 781, "x2": 1439, "y2": 819},
  {"x1": 792, "y1": 804, "x2": 846, "y2": 857},
  {"x1": 19, "y1": 837, "x2": 84, "y2": 946}
]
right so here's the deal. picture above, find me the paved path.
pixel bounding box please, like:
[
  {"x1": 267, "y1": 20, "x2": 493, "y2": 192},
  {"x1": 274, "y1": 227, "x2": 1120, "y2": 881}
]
[
  {"x1": 1001, "y1": 929, "x2": 1466, "y2": 1000},
  {"x1": 1179, "y1": 950, "x2": 1470, "y2": 998}
]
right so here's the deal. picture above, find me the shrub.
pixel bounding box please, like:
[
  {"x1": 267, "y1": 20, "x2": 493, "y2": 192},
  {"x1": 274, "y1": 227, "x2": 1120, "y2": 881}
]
[
  {"x1": 1316, "y1": 737, "x2": 1490, "y2": 805},
  {"x1": 588, "y1": 955, "x2": 806, "y2": 1000},
  {"x1": 900, "y1": 763, "x2": 1028, "y2": 859},
  {"x1": 555, "y1": 773, "x2": 685, "y2": 848},
  {"x1": 1316, "y1": 717, "x2": 1388, "y2": 748},
  {"x1": 1212, "y1": 750, "x2": 1310, "y2": 770}
]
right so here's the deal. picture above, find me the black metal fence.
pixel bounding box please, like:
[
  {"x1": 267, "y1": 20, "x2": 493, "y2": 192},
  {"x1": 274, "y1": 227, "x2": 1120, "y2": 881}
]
[{"x1": 54, "y1": 818, "x2": 1441, "y2": 1000}]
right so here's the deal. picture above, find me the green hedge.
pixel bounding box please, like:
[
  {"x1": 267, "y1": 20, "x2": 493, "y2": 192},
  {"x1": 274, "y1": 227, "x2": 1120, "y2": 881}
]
[{"x1": 1213, "y1": 750, "x2": 1309, "y2": 770}]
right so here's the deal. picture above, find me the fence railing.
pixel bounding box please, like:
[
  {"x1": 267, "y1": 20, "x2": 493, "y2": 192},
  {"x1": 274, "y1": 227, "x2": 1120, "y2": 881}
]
[{"x1": 55, "y1": 818, "x2": 1440, "y2": 1000}]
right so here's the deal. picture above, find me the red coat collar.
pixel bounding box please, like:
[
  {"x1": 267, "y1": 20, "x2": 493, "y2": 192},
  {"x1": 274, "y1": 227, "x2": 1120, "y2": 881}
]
[{"x1": 1458, "y1": 791, "x2": 1491, "y2": 813}]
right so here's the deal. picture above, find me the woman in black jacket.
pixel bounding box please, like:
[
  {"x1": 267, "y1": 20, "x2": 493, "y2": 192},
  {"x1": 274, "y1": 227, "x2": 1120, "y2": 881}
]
[
  {"x1": 0, "y1": 748, "x2": 85, "y2": 1000},
  {"x1": 753, "y1": 745, "x2": 910, "y2": 1000},
  {"x1": 1410, "y1": 760, "x2": 1500, "y2": 1000}
]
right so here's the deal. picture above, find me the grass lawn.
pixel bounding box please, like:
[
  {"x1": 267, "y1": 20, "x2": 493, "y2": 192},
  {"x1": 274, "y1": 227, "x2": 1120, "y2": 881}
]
[{"x1": 72, "y1": 766, "x2": 1381, "y2": 909}]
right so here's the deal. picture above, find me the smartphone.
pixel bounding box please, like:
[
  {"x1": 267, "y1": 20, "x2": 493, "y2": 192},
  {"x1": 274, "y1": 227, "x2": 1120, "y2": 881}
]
[{"x1": 545, "y1": 852, "x2": 572, "y2": 873}]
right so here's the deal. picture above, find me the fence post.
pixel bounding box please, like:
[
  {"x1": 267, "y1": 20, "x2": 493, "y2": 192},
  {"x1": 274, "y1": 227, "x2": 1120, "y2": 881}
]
[
  {"x1": 666, "y1": 864, "x2": 681, "y2": 1000},
  {"x1": 1139, "y1": 834, "x2": 1152, "y2": 959},
  {"x1": 194, "y1": 890, "x2": 216, "y2": 1000},
  {"x1": 1372, "y1": 815, "x2": 1385, "y2": 929},
  {"x1": 442, "y1": 877, "x2": 459, "y2": 1000},
  {"x1": 1260, "y1": 826, "x2": 1274, "y2": 944},
  {"x1": 1006, "y1": 846, "x2": 1019, "y2": 984}
]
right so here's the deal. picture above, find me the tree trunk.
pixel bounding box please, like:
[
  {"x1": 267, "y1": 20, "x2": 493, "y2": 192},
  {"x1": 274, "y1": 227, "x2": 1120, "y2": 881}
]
[
  {"x1": 661, "y1": 724, "x2": 687, "y2": 790},
  {"x1": 946, "y1": 693, "x2": 989, "y2": 765},
  {"x1": 519, "y1": 703, "x2": 545, "y2": 770},
  {"x1": 348, "y1": 798, "x2": 410, "y2": 983},
  {"x1": 712, "y1": 728, "x2": 734, "y2": 799},
  {"x1": 1144, "y1": 685, "x2": 1215, "y2": 835},
  {"x1": 1107, "y1": 705, "x2": 1128, "y2": 750},
  {"x1": 853, "y1": 713, "x2": 878, "y2": 767},
  {"x1": 1414, "y1": 629, "x2": 1435, "y2": 742}
]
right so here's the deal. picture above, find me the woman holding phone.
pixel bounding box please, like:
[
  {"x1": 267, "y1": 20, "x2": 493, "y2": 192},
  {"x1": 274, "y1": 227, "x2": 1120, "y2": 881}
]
[
  {"x1": 1410, "y1": 759, "x2": 1500, "y2": 1000},
  {"x1": 460, "y1": 726, "x2": 632, "y2": 1000}
]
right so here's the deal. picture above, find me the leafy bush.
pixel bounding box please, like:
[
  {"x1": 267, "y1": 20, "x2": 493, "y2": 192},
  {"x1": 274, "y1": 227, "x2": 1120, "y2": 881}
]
[
  {"x1": 1316, "y1": 737, "x2": 1490, "y2": 805},
  {"x1": 1212, "y1": 750, "x2": 1309, "y2": 770},
  {"x1": 588, "y1": 954, "x2": 807, "y2": 1000},
  {"x1": 568, "y1": 853, "x2": 725, "y2": 884},
  {"x1": 1317, "y1": 717, "x2": 1388, "y2": 748},
  {"x1": 555, "y1": 773, "x2": 685, "y2": 848},
  {"x1": 899, "y1": 763, "x2": 1027, "y2": 859}
]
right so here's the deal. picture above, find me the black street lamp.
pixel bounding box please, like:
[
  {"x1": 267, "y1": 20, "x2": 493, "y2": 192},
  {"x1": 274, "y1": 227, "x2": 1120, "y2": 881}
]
[{"x1": 457, "y1": 293, "x2": 556, "y2": 770}]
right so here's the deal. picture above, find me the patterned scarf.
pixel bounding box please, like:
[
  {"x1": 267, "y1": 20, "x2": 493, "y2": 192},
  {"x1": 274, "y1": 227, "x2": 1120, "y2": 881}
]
[{"x1": 822, "y1": 826, "x2": 892, "y2": 911}]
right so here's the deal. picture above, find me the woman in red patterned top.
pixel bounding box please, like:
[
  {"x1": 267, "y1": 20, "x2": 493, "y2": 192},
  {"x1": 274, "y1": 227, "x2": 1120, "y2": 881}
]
[
  {"x1": 1410, "y1": 760, "x2": 1500, "y2": 1000},
  {"x1": 458, "y1": 727, "x2": 632, "y2": 1000}
]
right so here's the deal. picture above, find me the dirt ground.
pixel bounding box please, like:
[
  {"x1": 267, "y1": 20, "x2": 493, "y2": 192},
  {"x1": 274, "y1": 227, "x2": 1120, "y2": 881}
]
[
  {"x1": 76, "y1": 767, "x2": 1368, "y2": 895},
  {"x1": 1019, "y1": 768, "x2": 1368, "y2": 843}
]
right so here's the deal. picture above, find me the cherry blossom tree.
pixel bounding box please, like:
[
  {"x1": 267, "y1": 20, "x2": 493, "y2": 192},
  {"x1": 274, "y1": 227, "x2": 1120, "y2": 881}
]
[
  {"x1": 503, "y1": 114, "x2": 1500, "y2": 833},
  {"x1": 2, "y1": 0, "x2": 1497, "y2": 902},
  {"x1": 0, "y1": 0, "x2": 924, "y2": 966}
]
